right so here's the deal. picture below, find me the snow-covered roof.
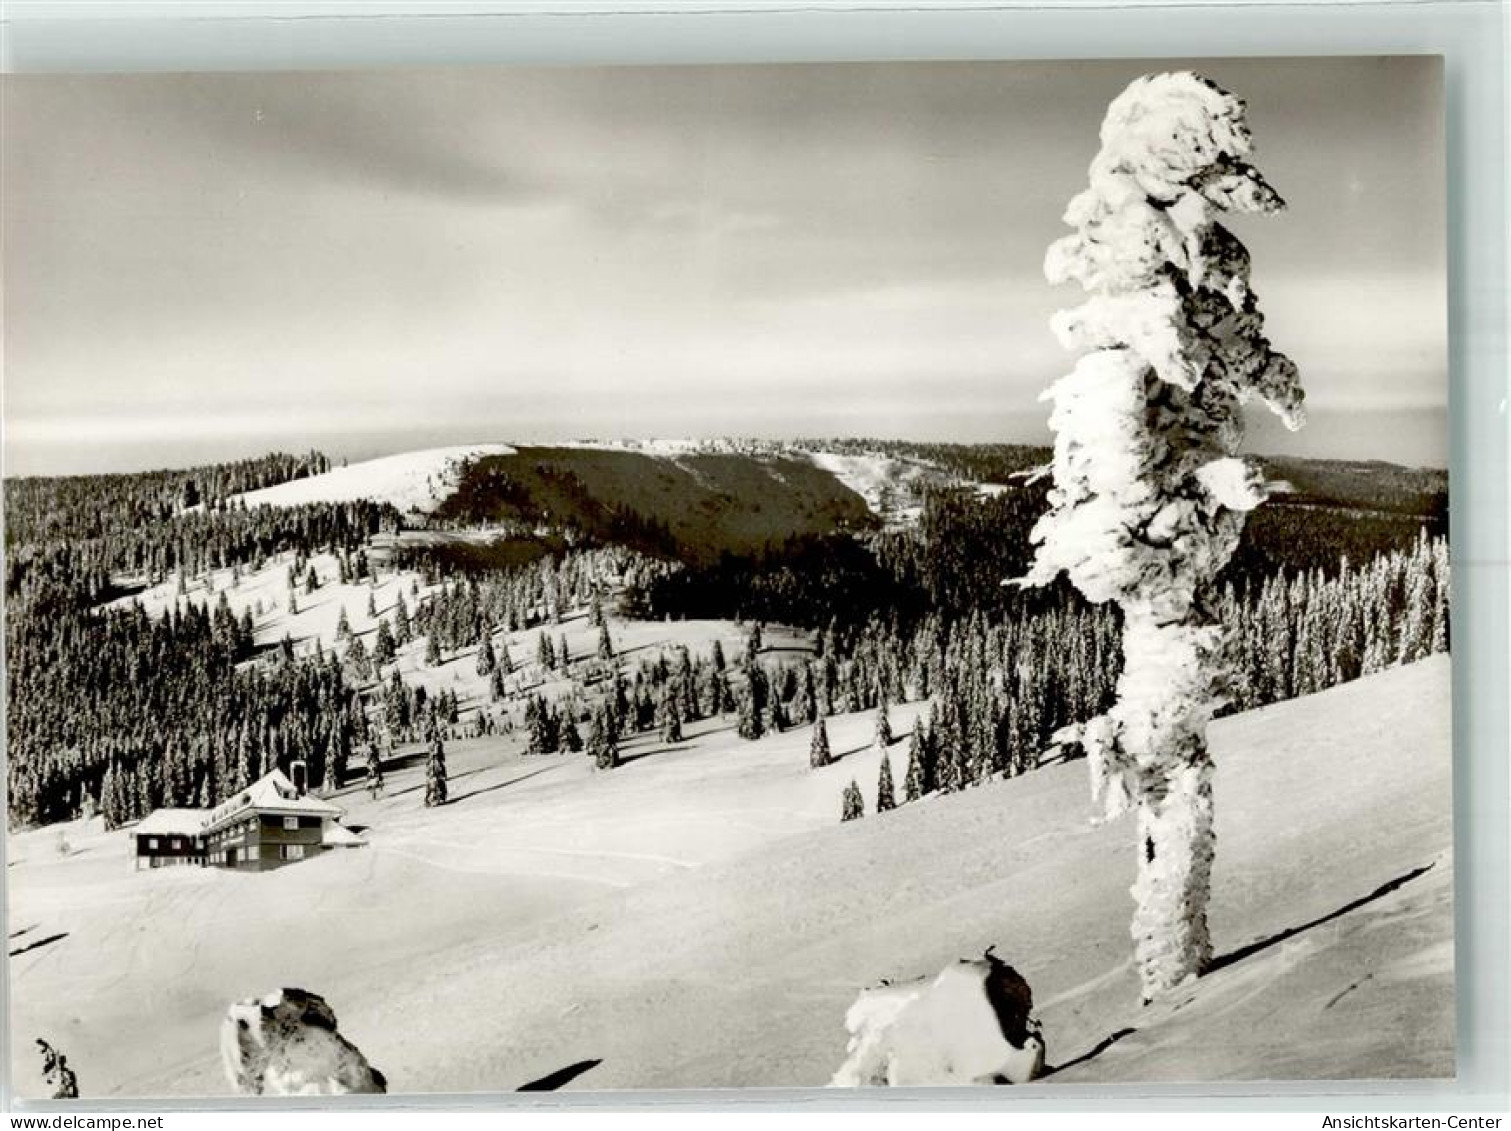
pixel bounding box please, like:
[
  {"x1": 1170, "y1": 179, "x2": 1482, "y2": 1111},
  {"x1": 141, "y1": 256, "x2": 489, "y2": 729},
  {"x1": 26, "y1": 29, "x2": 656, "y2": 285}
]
[
  {"x1": 203, "y1": 769, "x2": 344, "y2": 834},
  {"x1": 322, "y1": 824, "x2": 367, "y2": 848},
  {"x1": 133, "y1": 808, "x2": 208, "y2": 838}
]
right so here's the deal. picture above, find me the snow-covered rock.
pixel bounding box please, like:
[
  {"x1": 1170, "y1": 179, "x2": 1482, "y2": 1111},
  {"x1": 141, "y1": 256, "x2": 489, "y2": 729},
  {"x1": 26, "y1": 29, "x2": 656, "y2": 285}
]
[
  {"x1": 221, "y1": 989, "x2": 386, "y2": 1096},
  {"x1": 831, "y1": 953, "x2": 1045, "y2": 1086}
]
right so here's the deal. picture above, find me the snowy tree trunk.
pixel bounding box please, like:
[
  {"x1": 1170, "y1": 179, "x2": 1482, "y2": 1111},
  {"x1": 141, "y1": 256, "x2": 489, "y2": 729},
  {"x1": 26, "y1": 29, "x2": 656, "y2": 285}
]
[{"x1": 1022, "y1": 73, "x2": 1305, "y2": 1001}]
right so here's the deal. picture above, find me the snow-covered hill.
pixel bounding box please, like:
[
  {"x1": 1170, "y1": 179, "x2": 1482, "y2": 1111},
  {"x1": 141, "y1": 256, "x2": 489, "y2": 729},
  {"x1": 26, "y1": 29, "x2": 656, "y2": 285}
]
[
  {"x1": 6, "y1": 658, "x2": 1451, "y2": 1096},
  {"x1": 101, "y1": 549, "x2": 809, "y2": 743},
  {"x1": 215, "y1": 439, "x2": 965, "y2": 530},
  {"x1": 226, "y1": 445, "x2": 515, "y2": 514}
]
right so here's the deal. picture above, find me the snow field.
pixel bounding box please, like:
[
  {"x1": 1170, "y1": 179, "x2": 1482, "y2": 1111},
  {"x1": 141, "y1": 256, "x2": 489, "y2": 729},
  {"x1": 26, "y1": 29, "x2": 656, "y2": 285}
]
[
  {"x1": 7, "y1": 658, "x2": 1451, "y2": 1096},
  {"x1": 224, "y1": 445, "x2": 517, "y2": 515}
]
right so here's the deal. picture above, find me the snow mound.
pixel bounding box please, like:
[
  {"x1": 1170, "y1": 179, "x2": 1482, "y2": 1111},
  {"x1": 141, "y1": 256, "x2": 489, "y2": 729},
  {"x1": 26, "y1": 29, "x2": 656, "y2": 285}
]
[{"x1": 227, "y1": 445, "x2": 515, "y2": 514}]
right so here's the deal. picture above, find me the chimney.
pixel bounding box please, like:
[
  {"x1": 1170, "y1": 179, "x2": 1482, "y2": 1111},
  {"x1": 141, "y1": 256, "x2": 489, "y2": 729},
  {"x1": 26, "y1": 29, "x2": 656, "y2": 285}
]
[{"x1": 290, "y1": 760, "x2": 308, "y2": 797}]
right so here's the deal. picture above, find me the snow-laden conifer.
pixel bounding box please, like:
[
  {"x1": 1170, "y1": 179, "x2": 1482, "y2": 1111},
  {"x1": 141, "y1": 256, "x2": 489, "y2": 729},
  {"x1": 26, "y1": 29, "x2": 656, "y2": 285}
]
[
  {"x1": 841, "y1": 779, "x2": 865, "y2": 822},
  {"x1": 876, "y1": 753, "x2": 896, "y2": 813},
  {"x1": 423, "y1": 730, "x2": 448, "y2": 808},
  {"x1": 1023, "y1": 73, "x2": 1305, "y2": 1001},
  {"x1": 810, "y1": 714, "x2": 832, "y2": 768}
]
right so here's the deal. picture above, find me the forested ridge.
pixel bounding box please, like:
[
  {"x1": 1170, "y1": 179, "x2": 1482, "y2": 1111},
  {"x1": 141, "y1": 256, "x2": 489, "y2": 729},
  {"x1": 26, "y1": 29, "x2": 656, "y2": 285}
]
[
  {"x1": 4, "y1": 455, "x2": 402, "y2": 825},
  {"x1": 3, "y1": 446, "x2": 1448, "y2": 830}
]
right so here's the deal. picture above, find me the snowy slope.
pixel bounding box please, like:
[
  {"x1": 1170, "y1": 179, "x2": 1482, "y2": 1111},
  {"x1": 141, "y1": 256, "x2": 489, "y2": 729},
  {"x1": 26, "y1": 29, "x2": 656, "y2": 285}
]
[
  {"x1": 805, "y1": 451, "x2": 956, "y2": 526},
  {"x1": 225, "y1": 445, "x2": 515, "y2": 514},
  {"x1": 6, "y1": 658, "x2": 1451, "y2": 1097},
  {"x1": 101, "y1": 548, "x2": 810, "y2": 746}
]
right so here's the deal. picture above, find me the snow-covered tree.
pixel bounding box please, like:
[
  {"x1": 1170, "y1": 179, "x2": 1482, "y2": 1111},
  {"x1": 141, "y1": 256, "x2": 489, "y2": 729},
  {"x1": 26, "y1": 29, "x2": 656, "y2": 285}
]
[
  {"x1": 476, "y1": 638, "x2": 497, "y2": 677},
  {"x1": 371, "y1": 620, "x2": 396, "y2": 667},
  {"x1": 738, "y1": 666, "x2": 769, "y2": 741},
  {"x1": 810, "y1": 714, "x2": 832, "y2": 768},
  {"x1": 561, "y1": 712, "x2": 583, "y2": 753},
  {"x1": 423, "y1": 731, "x2": 447, "y2": 807},
  {"x1": 841, "y1": 779, "x2": 864, "y2": 823},
  {"x1": 876, "y1": 753, "x2": 896, "y2": 813},
  {"x1": 1022, "y1": 73, "x2": 1305, "y2": 1002},
  {"x1": 35, "y1": 1039, "x2": 78, "y2": 1100},
  {"x1": 365, "y1": 741, "x2": 384, "y2": 799},
  {"x1": 659, "y1": 690, "x2": 684, "y2": 743},
  {"x1": 590, "y1": 709, "x2": 619, "y2": 770},
  {"x1": 903, "y1": 720, "x2": 926, "y2": 802},
  {"x1": 874, "y1": 697, "x2": 894, "y2": 748}
]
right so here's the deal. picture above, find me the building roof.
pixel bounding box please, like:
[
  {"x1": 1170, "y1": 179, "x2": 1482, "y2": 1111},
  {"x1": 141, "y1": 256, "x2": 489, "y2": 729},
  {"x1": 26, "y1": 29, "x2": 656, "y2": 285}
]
[
  {"x1": 322, "y1": 824, "x2": 367, "y2": 848},
  {"x1": 202, "y1": 769, "x2": 345, "y2": 835},
  {"x1": 133, "y1": 808, "x2": 208, "y2": 839}
]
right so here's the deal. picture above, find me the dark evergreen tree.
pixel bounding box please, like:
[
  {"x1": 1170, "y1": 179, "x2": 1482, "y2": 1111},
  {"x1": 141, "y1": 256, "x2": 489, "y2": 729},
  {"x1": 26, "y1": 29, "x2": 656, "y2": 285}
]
[
  {"x1": 810, "y1": 714, "x2": 832, "y2": 768},
  {"x1": 476, "y1": 638, "x2": 497, "y2": 677},
  {"x1": 371, "y1": 620, "x2": 396, "y2": 667},
  {"x1": 874, "y1": 696, "x2": 894, "y2": 747},
  {"x1": 659, "y1": 691, "x2": 684, "y2": 743},
  {"x1": 903, "y1": 720, "x2": 925, "y2": 802},
  {"x1": 589, "y1": 709, "x2": 619, "y2": 770},
  {"x1": 738, "y1": 666, "x2": 768, "y2": 741},
  {"x1": 841, "y1": 779, "x2": 865, "y2": 822},
  {"x1": 424, "y1": 730, "x2": 448, "y2": 807},
  {"x1": 746, "y1": 621, "x2": 764, "y2": 665},
  {"x1": 876, "y1": 753, "x2": 896, "y2": 813},
  {"x1": 365, "y1": 742, "x2": 384, "y2": 799}
]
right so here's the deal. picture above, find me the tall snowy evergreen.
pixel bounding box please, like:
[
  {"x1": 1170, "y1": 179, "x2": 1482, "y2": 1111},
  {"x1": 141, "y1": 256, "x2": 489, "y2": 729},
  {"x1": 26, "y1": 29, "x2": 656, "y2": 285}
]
[{"x1": 1023, "y1": 73, "x2": 1305, "y2": 1001}]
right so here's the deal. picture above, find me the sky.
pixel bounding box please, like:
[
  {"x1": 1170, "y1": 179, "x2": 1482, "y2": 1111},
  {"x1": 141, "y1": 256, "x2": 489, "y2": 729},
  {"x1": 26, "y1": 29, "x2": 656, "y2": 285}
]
[{"x1": 2, "y1": 57, "x2": 1446, "y2": 476}]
